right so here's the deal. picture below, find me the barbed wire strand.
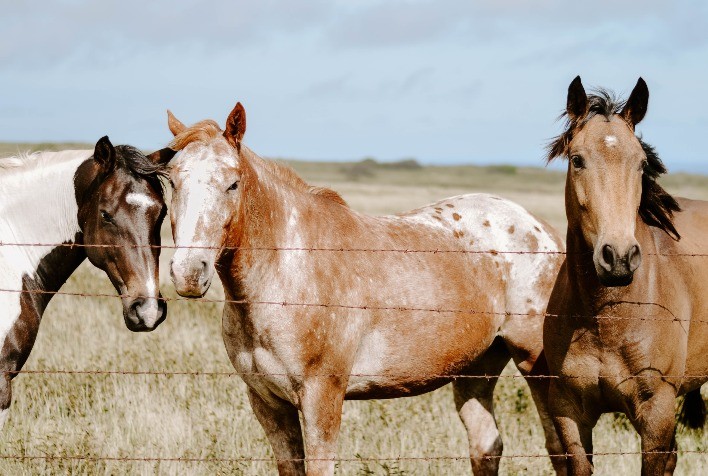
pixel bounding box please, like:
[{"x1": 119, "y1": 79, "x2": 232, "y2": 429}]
[
  {"x1": 5, "y1": 369, "x2": 708, "y2": 380},
  {"x1": 0, "y1": 241, "x2": 707, "y2": 257},
  {"x1": 0, "y1": 450, "x2": 705, "y2": 463},
  {"x1": 1, "y1": 288, "x2": 705, "y2": 324},
  {"x1": 1, "y1": 245, "x2": 706, "y2": 464}
]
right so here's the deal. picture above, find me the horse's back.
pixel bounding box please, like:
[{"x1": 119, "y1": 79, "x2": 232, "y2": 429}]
[
  {"x1": 672, "y1": 197, "x2": 708, "y2": 253},
  {"x1": 399, "y1": 193, "x2": 564, "y2": 313}
]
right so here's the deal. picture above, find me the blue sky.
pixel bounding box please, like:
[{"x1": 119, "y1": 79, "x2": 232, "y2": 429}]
[{"x1": 2, "y1": 1, "x2": 707, "y2": 172}]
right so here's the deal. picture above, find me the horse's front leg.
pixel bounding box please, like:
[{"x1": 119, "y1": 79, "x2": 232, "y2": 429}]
[
  {"x1": 246, "y1": 387, "x2": 305, "y2": 476},
  {"x1": 663, "y1": 433, "x2": 677, "y2": 476},
  {"x1": 0, "y1": 372, "x2": 11, "y2": 431},
  {"x1": 548, "y1": 380, "x2": 598, "y2": 476},
  {"x1": 300, "y1": 375, "x2": 347, "y2": 476},
  {"x1": 628, "y1": 383, "x2": 677, "y2": 476}
]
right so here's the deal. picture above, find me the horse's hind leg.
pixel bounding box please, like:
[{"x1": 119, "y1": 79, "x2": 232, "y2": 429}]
[
  {"x1": 246, "y1": 388, "x2": 305, "y2": 476},
  {"x1": 452, "y1": 337, "x2": 509, "y2": 475},
  {"x1": 518, "y1": 351, "x2": 567, "y2": 475},
  {"x1": 501, "y1": 318, "x2": 566, "y2": 474}
]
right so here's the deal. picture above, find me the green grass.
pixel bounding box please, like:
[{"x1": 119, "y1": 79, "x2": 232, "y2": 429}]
[{"x1": 0, "y1": 145, "x2": 707, "y2": 474}]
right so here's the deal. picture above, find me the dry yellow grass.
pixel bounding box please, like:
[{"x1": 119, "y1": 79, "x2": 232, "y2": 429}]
[{"x1": 0, "y1": 155, "x2": 706, "y2": 475}]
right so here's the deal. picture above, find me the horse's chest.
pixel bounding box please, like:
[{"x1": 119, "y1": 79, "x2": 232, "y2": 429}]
[
  {"x1": 553, "y1": 326, "x2": 603, "y2": 389},
  {"x1": 221, "y1": 305, "x2": 305, "y2": 403}
]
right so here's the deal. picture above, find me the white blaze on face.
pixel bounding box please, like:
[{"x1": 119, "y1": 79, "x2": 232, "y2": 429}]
[
  {"x1": 126, "y1": 192, "x2": 157, "y2": 208},
  {"x1": 170, "y1": 145, "x2": 238, "y2": 290},
  {"x1": 174, "y1": 158, "x2": 222, "y2": 249},
  {"x1": 145, "y1": 276, "x2": 156, "y2": 299},
  {"x1": 604, "y1": 135, "x2": 618, "y2": 147}
]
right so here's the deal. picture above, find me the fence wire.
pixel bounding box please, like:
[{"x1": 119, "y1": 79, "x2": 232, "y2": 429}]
[
  {"x1": 0, "y1": 240, "x2": 706, "y2": 465},
  {"x1": 1, "y1": 240, "x2": 707, "y2": 256},
  {"x1": 0, "y1": 450, "x2": 705, "y2": 464}
]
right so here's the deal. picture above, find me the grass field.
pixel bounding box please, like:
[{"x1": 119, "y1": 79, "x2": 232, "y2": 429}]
[{"x1": 1, "y1": 144, "x2": 707, "y2": 475}]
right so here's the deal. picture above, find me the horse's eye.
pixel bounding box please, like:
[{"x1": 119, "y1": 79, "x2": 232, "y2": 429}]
[
  {"x1": 168, "y1": 179, "x2": 175, "y2": 188},
  {"x1": 227, "y1": 181, "x2": 239, "y2": 191},
  {"x1": 570, "y1": 155, "x2": 585, "y2": 169},
  {"x1": 100, "y1": 210, "x2": 113, "y2": 223},
  {"x1": 641, "y1": 159, "x2": 648, "y2": 171}
]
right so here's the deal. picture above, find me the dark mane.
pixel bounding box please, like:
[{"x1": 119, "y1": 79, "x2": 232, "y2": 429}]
[
  {"x1": 546, "y1": 88, "x2": 681, "y2": 240},
  {"x1": 638, "y1": 140, "x2": 681, "y2": 240},
  {"x1": 114, "y1": 145, "x2": 167, "y2": 198}
]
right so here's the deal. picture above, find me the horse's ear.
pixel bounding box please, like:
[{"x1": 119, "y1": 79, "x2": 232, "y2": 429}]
[
  {"x1": 167, "y1": 109, "x2": 187, "y2": 137},
  {"x1": 621, "y1": 77, "x2": 649, "y2": 127},
  {"x1": 146, "y1": 147, "x2": 178, "y2": 165},
  {"x1": 224, "y1": 102, "x2": 246, "y2": 148},
  {"x1": 567, "y1": 75, "x2": 588, "y2": 121},
  {"x1": 93, "y1": 136, "x2": 116, "y2": 172}
]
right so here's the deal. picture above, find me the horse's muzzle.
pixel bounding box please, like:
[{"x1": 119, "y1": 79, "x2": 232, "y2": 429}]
[
  {"x1": 124, "y1": 296, "x2": 167, "y2": 332},
  {"x1": 170, "y1": 257, "x2": 212, "y2": 298},
  {"x1": 594, "y1": 243, "x2": 642, "y2": 287}
]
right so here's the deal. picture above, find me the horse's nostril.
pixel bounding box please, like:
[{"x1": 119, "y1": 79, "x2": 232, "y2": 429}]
[
  {"x1": 201, "y1": 260, "x2": 208, "y2": 272},
  {"x1": 628, "y1": 244, "x2": 642, "y2": 272},
  {"x1": 601, "y1": 244, "x2": 616, "y2": 268}
]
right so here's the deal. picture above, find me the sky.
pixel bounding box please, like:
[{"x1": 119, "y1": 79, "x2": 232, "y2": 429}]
[{"x1": 2, "y1": 1, "x2": 708, "y2": 173}]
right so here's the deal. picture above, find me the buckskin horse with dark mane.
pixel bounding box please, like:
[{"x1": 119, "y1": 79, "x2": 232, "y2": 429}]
[
  {"x1": 0, "y1": 137, "x2": 171, "y2": 431},
  {"x1": 163, "y1": 103, "x2": 568, "y2": 475},
  {"x1": 544, "y1": 77, "x2": 708, "y2": 475}
]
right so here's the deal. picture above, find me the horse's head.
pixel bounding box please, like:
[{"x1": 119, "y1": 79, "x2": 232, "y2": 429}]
[
  {"x1": 76, "y1": 136, "x2": 172, "y2": 331},
  {"x1": 165, "y1": 103, "x2": 246, "y2": 297},
  {"x1": 548, "y1": 76, "x2": 679, "y2": 287}
]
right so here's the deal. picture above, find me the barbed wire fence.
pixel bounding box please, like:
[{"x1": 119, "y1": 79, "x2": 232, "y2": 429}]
[{"x1": 0, "y1": 241, "x2": 706, "y2": 468}]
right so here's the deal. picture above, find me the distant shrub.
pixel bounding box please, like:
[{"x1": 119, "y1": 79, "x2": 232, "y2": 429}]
[
  {"x1": 381, "y1": 158, "x2": 422, "y2": 170},
  {"x1": 340, "y1": 157, "x2": 423, "y2": 180},
  {"x1": 341, "y1": 159, "x2": 376, "y2": 181},
  {"x1": 486, "y1": 164, "x2": 518, "y2": 175}
]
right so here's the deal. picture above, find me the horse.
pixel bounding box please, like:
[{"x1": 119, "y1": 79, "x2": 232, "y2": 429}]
[
  {"x1": 543, "y1": 77, "x2": 708, "y2": 475},
  {"x1": 163, "y1": 103, "x2": 566, "y2": 476},
  {"x1": 0, "y1": 136, "x2": 175, "y2": 431}
]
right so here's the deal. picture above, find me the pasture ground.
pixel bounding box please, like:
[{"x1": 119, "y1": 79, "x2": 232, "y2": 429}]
[{"x1": 1, "y1": 145, "x2": 707, "y2": 475}]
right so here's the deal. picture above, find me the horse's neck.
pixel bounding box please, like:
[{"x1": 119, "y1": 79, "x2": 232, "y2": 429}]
[
  {"x1": 238, "y1": 155, "x2": 313, "y2": 250},
  {"x1": 0, "y1": 151, "x2": 88, "y2": 291},
  {"x1": 223, "y1": 155, "x2": 323, "y2": 294},
  {"x1": 23, "y1": 238, "x2": 86, "y2": 314}
]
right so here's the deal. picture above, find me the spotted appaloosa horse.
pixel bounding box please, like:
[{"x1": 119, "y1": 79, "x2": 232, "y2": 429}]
[
  {"x1": 164, "y1": 103, "x2": 566, "y2": 475},
  {"x1": 0, "y1": 137, "x2": 173, "y2": 431},
  {"x1": 544, "y1": 77, "x2": 708, "y2": 475}
]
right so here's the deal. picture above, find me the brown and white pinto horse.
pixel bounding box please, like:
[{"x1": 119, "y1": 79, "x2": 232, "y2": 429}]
[
  {"x1": 0, "y1": 137, "x2": 173, "y2": 430},
  {"x1": 544, "y1": 77, "x2": 708, "y2": 475},
  {"x1": 164, "y1": 104, "x2": 566, "y2": 475}
]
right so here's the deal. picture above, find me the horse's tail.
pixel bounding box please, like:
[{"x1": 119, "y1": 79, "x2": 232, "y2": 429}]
[{"x1": 679, "y1": 388, "x2": 706, "y2": 430}]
